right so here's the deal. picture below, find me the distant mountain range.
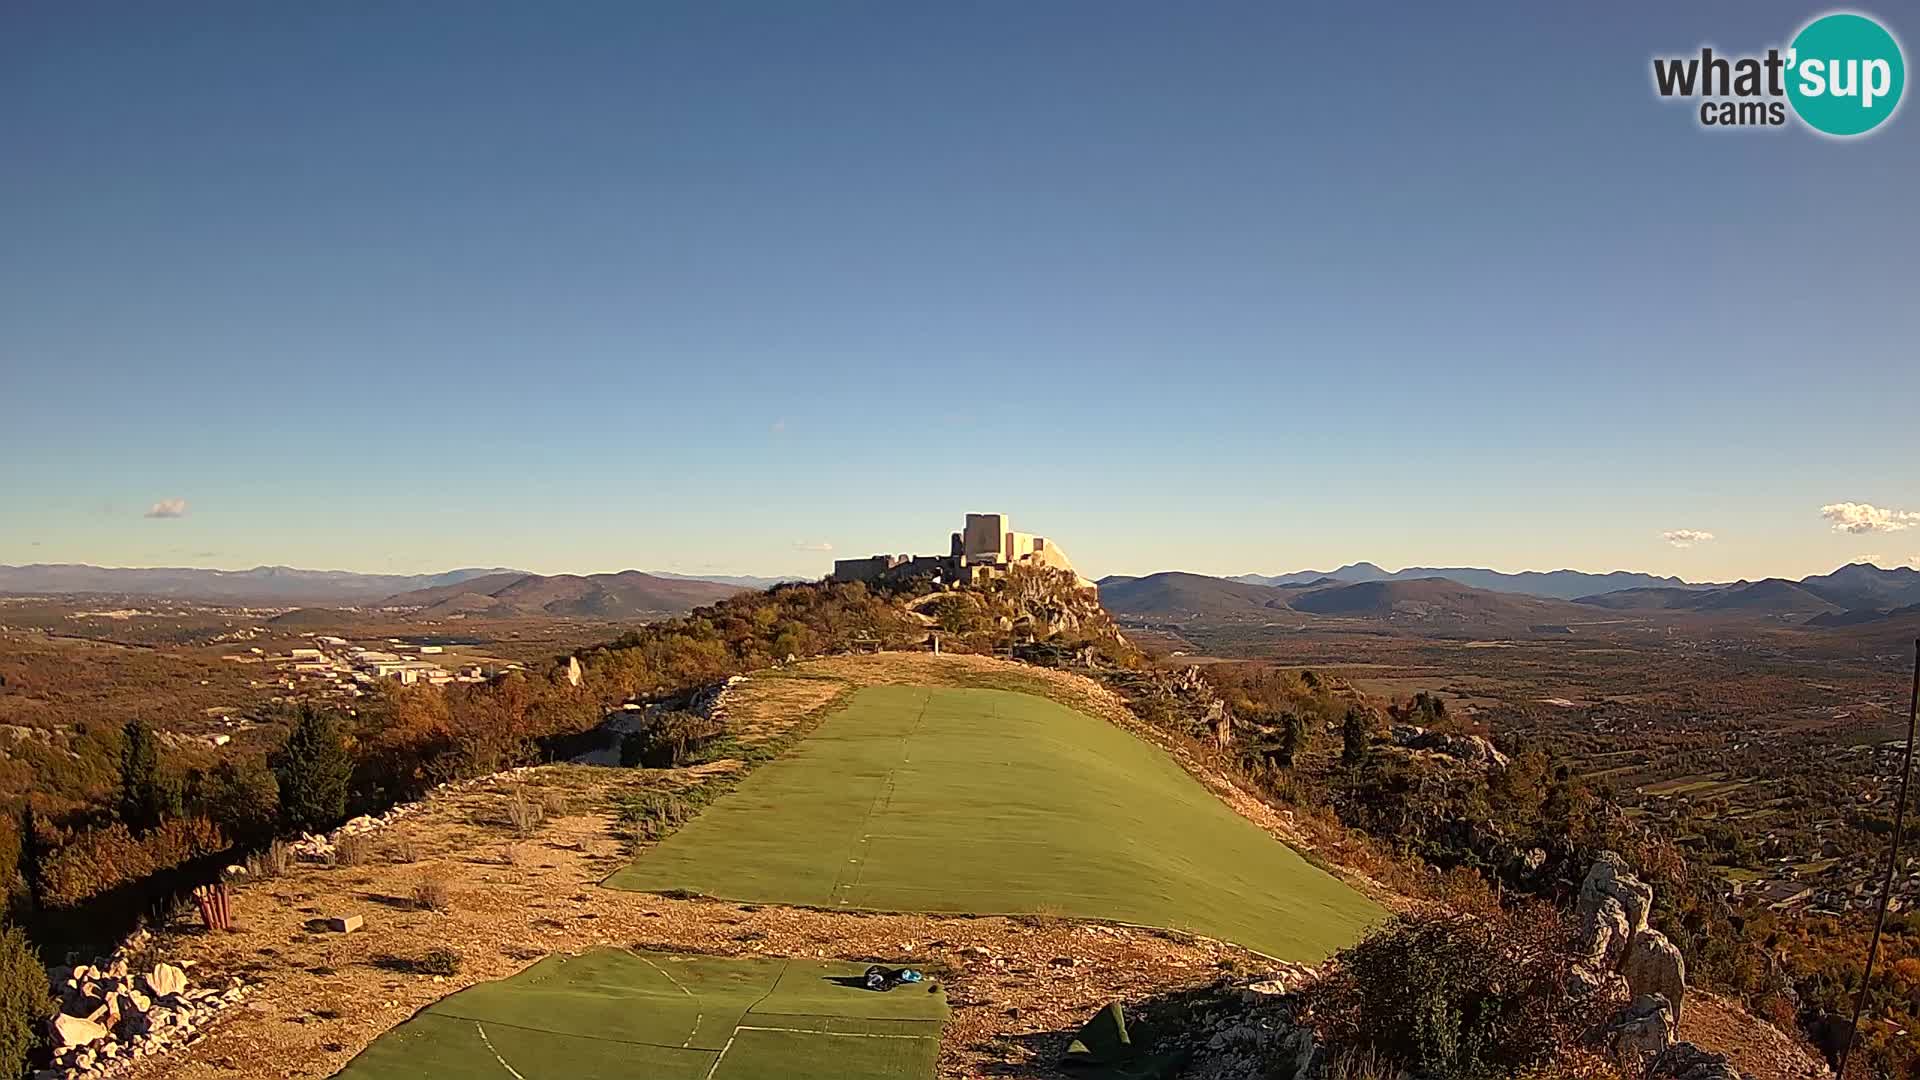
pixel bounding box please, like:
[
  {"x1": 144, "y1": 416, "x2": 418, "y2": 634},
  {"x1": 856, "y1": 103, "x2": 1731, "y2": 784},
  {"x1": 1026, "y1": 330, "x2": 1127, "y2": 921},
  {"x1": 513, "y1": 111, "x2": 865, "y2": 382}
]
[
  {"x1": 1100, "y1": 562, "x2": 1920, "y2": 631},
  {"x1": 0, "y1": 563, "x2": 782, "y2": 607},
  {"x1": 1097, "y1": 572, "x2": 1593, "y2": 632},
  {"x1": 0, "y1": 564, "x2": 524, "y2": 603},
  {"x1": 1229, "y1": 562, "x2": 1710, "y2": 600}
]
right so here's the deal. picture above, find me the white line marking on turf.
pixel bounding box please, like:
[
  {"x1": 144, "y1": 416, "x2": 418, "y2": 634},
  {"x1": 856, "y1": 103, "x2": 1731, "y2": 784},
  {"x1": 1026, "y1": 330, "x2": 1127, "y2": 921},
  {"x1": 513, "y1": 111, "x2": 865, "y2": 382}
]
[
  {"x1": 702, "y1": 1032, "x2": 737, "y2": 1080},
  {"x1": 475, "y1": 1023, "x2": 528, "y2": 1080},
  {"x1": 733, "y1": 1025, "x2": 934, "y2": 1039},
  {"x1": 635, "y1": 953, "x2": 703, "y2": 1047}
]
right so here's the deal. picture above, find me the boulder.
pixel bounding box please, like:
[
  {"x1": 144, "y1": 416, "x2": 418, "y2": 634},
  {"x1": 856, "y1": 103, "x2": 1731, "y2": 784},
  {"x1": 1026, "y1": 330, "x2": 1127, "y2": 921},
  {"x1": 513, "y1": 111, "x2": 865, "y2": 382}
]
[
  {"x1": 324, "y1": 915, "x2": 364, "y2": 934},
  {"x1": 144, "y1": 963, "x2": 188, "y2": 999},
  {"x1": 1579, "y1": 852, "x2": 1653, "y2": 941},
  {"x1": 49, "y1": 1013, "x2": 108, "y2": 1048},
  {"x1": 1622, "y1": 929, "x2": 1687, "y2": 1023},
  {"x1": 1611, "y1": 994, "x2": 1675, "y2": 1068}
]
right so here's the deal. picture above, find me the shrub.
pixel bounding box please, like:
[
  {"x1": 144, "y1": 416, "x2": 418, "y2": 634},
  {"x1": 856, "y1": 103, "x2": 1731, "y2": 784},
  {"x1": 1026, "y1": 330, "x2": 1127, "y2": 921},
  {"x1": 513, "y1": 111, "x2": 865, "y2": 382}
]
[
  {"x1": 620, "y1": 711, "x2": 725, "y2": 768},
  {"x1": 36, "y1": 818, "x2": 228, "y2": 909},
  {"x1": 1307, "y1": 906, "x2": 1590, "y2": 1080},
  {"x1": 196, "y1": 757, "x2": 280, "y2": 846},
  {"x1": 539, "y1": 789, "x2": 571, "y2": 817},
  {"x1": 272, "y1": 707, "x2": 353, "y2": 834},
  {"x1": 387, "y1": 836, "x2": 419, "y2": 864},
  {"x1": 412, "y1": 872, "x2": 453, "y2": 912},
  {"x1": 244, "y1": 839, "x2": 292, "y2": 880},
  {"x1": 614, "y1": 790, "x2": 694, "y2": 843},
  {"x1": 504, "y1": 787, "x2": 543, "y2": 837},
  {"x1": 417, "y1": 946, "x2": 462, "y2": 977},
  {"x1": 0, "y1": 922, "x2": 48, "y2": 1079}
]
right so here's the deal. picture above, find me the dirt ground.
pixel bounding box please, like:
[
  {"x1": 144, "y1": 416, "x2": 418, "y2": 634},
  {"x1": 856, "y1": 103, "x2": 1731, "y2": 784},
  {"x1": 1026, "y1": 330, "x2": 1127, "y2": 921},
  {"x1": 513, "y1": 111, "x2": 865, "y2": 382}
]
[{"x1": 120, "y1": 652, "x2": 1829, "y2": 1080}]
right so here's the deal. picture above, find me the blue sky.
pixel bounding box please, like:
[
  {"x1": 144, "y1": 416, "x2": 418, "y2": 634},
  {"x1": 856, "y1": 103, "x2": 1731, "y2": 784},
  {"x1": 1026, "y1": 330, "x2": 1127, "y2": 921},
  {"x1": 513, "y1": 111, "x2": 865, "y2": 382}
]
[{"x1": 3, "y1": 2, "x2": 1916, "y2": 582}]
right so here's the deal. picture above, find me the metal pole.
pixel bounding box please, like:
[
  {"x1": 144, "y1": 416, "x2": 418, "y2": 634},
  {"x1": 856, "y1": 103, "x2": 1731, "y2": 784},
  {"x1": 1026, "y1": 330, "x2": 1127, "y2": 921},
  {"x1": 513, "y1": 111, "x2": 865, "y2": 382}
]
[{"x1": 1838, "y1": 638, "x2": 1920, "y2": 1079}]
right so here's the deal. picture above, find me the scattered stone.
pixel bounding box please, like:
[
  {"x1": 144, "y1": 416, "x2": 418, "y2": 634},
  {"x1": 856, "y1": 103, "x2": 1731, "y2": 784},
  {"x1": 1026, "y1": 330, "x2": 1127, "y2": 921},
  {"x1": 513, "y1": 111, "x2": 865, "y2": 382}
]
[
  {"x1": 50, "y1": 1013, "x2": 108, "y2": 1048},
  {"x1": 144, "y1": 964, "x2": 188, "y2": 999}
]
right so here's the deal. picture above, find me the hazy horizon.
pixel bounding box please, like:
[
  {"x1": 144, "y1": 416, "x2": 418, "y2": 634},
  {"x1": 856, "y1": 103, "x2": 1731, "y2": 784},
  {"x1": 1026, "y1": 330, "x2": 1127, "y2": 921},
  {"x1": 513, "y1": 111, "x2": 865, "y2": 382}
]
[{"x1": 5, "y1": 3, "x2": 1915, "y2": 583}]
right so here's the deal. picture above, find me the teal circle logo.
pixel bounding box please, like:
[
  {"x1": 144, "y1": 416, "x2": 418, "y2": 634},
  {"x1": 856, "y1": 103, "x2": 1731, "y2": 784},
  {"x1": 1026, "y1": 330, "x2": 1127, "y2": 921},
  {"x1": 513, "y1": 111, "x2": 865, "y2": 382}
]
[{"x1": 1787, "y1": 12, "x2": 1905, "y2": 136}]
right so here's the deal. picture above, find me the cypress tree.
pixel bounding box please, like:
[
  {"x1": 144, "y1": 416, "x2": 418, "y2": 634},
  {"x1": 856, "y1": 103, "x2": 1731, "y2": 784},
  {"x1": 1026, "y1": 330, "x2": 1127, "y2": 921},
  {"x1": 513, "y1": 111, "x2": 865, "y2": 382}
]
[{"x1": 271, "y1": 707, "x2": 353, "y2": 834}]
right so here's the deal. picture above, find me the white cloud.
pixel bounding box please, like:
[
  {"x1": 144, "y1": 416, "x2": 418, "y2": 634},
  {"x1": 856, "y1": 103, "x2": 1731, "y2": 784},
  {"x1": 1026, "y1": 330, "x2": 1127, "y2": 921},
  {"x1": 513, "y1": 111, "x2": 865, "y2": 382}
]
[
  {"x1": 144, "y1": 498, "x2": 189, "y2": 519},
  {"x1": 1661, "y1": 529, "x2": 1715, "y2": 548},
  {"x1": 1821, "y1": 501, "x2": 1920, "y2": 534},
  {"x1": 792, "y1": 540, "x2": 833, "y2": 553}
]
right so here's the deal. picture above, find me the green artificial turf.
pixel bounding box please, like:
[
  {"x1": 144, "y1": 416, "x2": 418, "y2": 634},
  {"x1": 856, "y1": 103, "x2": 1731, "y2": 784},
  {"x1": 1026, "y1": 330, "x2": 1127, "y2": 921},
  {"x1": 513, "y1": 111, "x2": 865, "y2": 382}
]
[
  {"x1": 332, "y1": 949, "x2": 949, "y2": 1080},
  {"x1": 607, "y1": 685, "x2": 1383, "y2": 962}
]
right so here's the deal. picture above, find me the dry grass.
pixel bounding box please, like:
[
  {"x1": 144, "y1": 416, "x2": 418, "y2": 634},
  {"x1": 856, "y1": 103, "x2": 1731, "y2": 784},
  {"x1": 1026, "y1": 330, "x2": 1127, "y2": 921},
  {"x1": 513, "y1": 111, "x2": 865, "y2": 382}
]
[
  {"x1": 410, "y1": 871, "x2": 453, "y2": 912},
  {"x1": 332, "y1": 833, "x2": 371, "y2": 868},
  {"x1": 504, "y1": 786, "x2": 543, "y2": 837}
]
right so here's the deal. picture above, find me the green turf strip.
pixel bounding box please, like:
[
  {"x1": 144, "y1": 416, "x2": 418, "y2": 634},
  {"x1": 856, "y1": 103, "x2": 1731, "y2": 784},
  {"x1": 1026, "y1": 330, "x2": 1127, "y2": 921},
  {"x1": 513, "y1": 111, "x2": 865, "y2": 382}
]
[
  {"x1": 332, "y1": 950, "x2": 948, "y2": 1080},
  {"x1": 607, "y1": 685, "x2": 1382, "y2": 962},
  {"x1": 716, "y1": 1026, "x2": 940, "y2": 1080}
]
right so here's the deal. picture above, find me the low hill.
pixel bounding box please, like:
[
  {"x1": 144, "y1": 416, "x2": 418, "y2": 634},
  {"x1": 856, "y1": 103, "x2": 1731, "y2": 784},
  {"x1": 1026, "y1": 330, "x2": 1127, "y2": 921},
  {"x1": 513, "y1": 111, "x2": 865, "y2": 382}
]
[
  {"x1": 1691, "y1": 578, "x2": 1841, "y2": 616},
  {"x1": 1284, "y1": 577, "x2": 1592, "y2": 629},
  {"x1": 385, "y1": 570, "x2": 745, "y2": 618},
  {"x1": 1576, "y1": 579, "x2": 1842, "y2": 618},
  {"x1": 1095, "y1": 572, "x2": 1288, "y2": 617}
]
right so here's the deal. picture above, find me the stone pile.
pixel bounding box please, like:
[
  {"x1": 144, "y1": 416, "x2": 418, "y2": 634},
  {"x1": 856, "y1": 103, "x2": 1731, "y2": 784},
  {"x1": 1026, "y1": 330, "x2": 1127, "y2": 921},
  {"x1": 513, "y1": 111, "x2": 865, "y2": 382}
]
[
  {"x1": 282, "y1": 766, "x2": 539, "y2": 862},
  {"x1": 39, "y1": 931, "x2": 252, "y2": 1080}
]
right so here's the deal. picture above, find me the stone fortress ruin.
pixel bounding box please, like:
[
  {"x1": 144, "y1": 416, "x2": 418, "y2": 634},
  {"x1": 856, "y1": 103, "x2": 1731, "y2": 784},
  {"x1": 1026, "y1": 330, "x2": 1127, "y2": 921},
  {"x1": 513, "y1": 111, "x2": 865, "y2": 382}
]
[{"x1": 830, "y1": 512, "x2": 1096, "y2": 591}]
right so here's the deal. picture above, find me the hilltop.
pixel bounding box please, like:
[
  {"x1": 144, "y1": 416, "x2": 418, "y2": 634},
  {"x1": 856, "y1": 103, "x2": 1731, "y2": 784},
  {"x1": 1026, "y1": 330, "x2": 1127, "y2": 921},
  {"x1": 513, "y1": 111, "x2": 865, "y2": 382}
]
[
  {"x1": 1093, "y1": 571, "x2": 1292, "y2": 618},
  {"x1": 382, "y1": 570, "x2": 744, "y2": 618}
]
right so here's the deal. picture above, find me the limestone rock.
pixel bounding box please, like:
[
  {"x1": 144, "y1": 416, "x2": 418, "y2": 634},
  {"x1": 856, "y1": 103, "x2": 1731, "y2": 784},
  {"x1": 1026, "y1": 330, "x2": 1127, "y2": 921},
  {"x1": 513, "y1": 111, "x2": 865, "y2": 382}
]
[
  {"x1": 49, "y1": 1013, "x2": 108, "y2": 1048},
  {"x1": 1579, "y1": 852, "x2": 1653, "y2": 941},
  {"x1": 1622, "y1": 929, "x2": 1687, "y2": 1023},
  {"x1": 324, "y1": 915, "x2": 364, "y2": 933},
  {"x1": 144, "y1": 963, "x2": 188, "y2": 999},
  {"x1": 1611, "y1": 994, "x2": 1675, "y2": 1068},
  {"x1": 1578, "y1": 894, "x2": 1632, "y2": 972}
]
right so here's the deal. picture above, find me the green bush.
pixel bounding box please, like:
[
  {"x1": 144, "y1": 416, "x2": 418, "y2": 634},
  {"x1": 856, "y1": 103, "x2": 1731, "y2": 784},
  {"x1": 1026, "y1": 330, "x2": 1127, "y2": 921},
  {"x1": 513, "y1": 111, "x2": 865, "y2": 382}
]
[
  {"x1": 0, "y1": 922, "x2": 47, "y2": 1079},
  {"x1": 119, "y1": 720, "x2": 182, "y2": 832},
  {"x1": 1307, "y1": 907, "x2": 1587, "y2": 1080},
  {"x1": 417, "y1": 946, "x2": 462, "y2": 976},
  {"x1": 193, "y1": 757, "x2": 280, "y2": 846},
  {"x1": 272, "y1": 707, "x2": 353, "y2": 834}
]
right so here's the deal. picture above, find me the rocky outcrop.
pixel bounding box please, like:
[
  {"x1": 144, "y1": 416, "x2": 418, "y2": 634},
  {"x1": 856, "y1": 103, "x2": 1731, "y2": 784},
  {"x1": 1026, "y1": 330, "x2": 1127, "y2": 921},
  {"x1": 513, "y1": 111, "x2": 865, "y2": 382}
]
[
  {"x1": 1387, "y1": 724, "x2": 1512, "y2": 769},
  {"x1": 1571, "y1": 852, "x2": 1688, "y2": 1024}
]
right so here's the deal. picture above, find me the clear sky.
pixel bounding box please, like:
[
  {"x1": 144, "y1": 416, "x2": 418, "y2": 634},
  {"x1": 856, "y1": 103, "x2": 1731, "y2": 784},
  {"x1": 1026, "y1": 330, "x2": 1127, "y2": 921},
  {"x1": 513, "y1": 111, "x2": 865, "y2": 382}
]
[{"x1": 3, "y1": 2, "x2": 1915, "y2": 583}]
